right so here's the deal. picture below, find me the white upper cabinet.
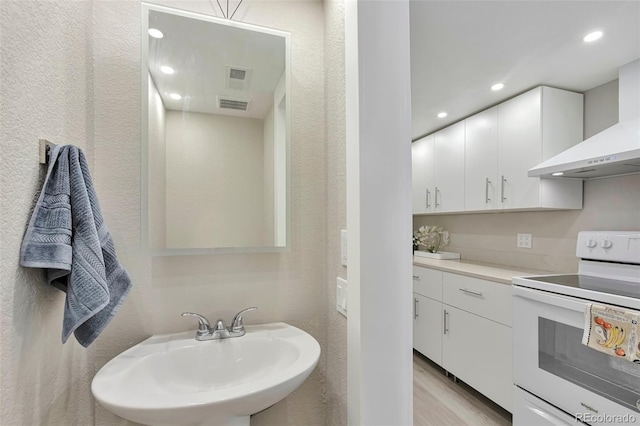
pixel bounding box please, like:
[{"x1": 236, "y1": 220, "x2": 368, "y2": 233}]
[
  {"x1": 412, "y1": 134, "x2": 435, "y2": 214},
  {"x1": 433, "y1": 121, "x2": 465, "y2": 212},
  {"x1": 464, "y1": 107, "x2": 498, "y2": 211},
  {"x1": 497, "y1": 86, "x2": 583, "y2": 210},
  {"x1": 413, "y1": 85, "x2": 584, "y2": 215}
]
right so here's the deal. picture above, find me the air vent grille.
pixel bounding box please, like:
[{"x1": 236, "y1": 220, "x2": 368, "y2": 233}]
[
  {"x1": 229, "y1": 68, "x2": 246, "y2": 80},
  {"x1": 219, "y1": 99, "x2": 249, "y2": 111}
]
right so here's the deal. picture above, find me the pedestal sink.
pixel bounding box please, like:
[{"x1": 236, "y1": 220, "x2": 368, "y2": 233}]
[{"x1": 91, "y1": 322, "x2": 320, "y2": 426}]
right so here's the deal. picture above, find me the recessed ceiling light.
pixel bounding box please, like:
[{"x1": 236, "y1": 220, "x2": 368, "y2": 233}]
[
  {"x1": 491, "y1": 83, "x2": 504, "y2": 91},
  {"x1": 437, "y1": 112, "x2": 447, "y2": 118},
  {"x1": 148, "y1": 28, "x2": 164, "y2": 39},
  {"x1": 169, "y1": 93, "x2": 182, "y2": 100},
  {"x1": 583, "y1": 31, "x2": 603, "y2": 43},
  {"x1": 552, "y1": 172, "x2": 565, "y2": 176},
  {"x1": 160, "y1": 65, "x2": 175, "y2": 74}
]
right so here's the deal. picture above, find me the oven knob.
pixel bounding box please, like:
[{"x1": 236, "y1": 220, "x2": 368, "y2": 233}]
[
  {"x1": 602, "y1": 239, "x2": 613, "y2": 249},
  {"x1": 586, "y1": 239, "x2": 597, "y2": 248}
]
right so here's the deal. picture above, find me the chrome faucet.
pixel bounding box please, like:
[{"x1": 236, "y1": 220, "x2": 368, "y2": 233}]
[{"x1": 181, "y1": 307, "x2": 257, "y2": 341}]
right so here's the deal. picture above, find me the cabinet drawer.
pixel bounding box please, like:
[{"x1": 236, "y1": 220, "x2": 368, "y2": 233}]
[
  {"x1": 413, "y1": 266, "x2": 442, "y2": 301},
  {"x1": 442, "y1": 272, "x2": 512, "y2": 326}
]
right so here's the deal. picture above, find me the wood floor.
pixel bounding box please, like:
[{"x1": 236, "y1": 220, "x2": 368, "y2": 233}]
[{"x1": 414, "y1": 351, "x2": 512, "y2": 426}]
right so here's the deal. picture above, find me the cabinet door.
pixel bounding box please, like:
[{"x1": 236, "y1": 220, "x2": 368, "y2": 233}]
[
  {"x1": 412, "y1": 135, "x2": 435, "y2": 214},
  {"x1": 413, "y1": 293, "x2": 442, "y2": 366},
  {"x1": 465, "y1": 107, "x2": 498, "y2": 211},
  {"x1": 442, "y1": 305, "x2": 512, "y2": 412},
  {"x1": 433, "y1": 121, "x2": 465, "y2": 212},
  {"x1": 497, "y1": 88, "x2": 542, "y2": 209}
]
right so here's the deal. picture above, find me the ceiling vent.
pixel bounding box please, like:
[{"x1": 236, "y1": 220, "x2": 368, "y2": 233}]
[
  {"x1": 218, "y1": 97, "x2": 249, "y2": 111},
  {"x1": 225, "y1": 65, "x2": 252, "y2": 91}
]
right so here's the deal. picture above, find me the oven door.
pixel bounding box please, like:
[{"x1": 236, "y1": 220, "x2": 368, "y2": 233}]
[{"x1": 513, "y1": 286, "x2": 640, "y2": 425}]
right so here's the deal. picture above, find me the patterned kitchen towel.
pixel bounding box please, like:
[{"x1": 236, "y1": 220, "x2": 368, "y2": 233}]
[
  {"x1": 20, "y1": 144, "x2": 132, "y2": 347},
  {"x1": 582, "y1": 303, "x2": 640, "y2": 363}
]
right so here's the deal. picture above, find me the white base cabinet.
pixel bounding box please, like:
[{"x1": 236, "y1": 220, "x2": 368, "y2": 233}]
[
  {"x1": 413, "y1": 293, "x2": 442, "y2": 366},
  {"x1": 442, "y1": 305, "x2": 513, "y2": 411},
  {"x1": 413, "y1": 266, "x2": 443, "y2": 366},
  {"x1": 413, "y1": 266, "x2": 513, "y2": 412}
]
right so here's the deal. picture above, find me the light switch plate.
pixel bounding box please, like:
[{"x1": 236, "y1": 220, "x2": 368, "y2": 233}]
[
  {"x1": 336, "y1": 277, "x2": 347, "y2": 317},
  {"x1": 340, "y1": 230, "x2": 348, "y2": 266}
]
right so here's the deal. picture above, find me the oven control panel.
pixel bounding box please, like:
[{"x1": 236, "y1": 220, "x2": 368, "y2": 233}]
[{"x1": 577, "y1": 231, "x2": 640, "y2": 264}]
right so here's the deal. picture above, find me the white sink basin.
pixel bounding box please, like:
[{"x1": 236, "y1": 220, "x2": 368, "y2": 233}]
[{"x1": 91, "y1": 322, "x2": 320, "y2": 426}]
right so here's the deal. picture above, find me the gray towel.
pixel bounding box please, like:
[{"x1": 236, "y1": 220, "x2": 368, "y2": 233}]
[{"x1": 20, "y1": 145, "x2": 132, "y2": 347}]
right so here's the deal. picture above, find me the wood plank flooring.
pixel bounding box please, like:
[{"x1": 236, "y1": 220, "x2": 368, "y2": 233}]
[{"x1": 414, "y1": 351, "x2": 512, "y2": 426}]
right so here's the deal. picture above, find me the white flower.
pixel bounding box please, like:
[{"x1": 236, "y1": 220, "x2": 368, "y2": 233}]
[{"x1": 412, "y1": 226, "x2": 449, "y2": 253}]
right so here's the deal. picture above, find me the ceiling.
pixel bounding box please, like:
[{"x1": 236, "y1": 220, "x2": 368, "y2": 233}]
[
  {"x1": 148, "y1": 10, "x2": 286, "y2": 119},
  {"x1": 410, "y1": 1, "x2": 640, "y2": 140}
]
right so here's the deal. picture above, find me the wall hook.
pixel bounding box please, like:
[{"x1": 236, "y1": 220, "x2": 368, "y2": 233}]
[{"x1": 39, "y1": 139, "x2": 57, "y2": 164}]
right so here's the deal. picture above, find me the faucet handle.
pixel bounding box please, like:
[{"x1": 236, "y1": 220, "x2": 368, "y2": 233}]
[
  {"x1": 181, "y1": 312, "x2": 212, "y2": 338},
  {"x1": 231, "y1": 307, "x2": 258, "y2": 332}
]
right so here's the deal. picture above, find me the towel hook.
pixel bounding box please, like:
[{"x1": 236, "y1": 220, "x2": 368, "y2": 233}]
[{"x1": 39, "y1": 139, "x2": 57, "y2": 164}]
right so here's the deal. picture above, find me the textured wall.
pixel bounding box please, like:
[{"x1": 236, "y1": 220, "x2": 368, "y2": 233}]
[
  {"x1": 0, "y1": 1, "x2": 95, "y2": 425},
  {"x1": 414, "y1": 81, "x2": 640, "y2": 273},
  {"x1": 164, "y1": 111, "x2": 265, "y2": 248},
  {"x1": 323, "y1": 0, "x2": 348, "y2": 424},
  {"x1": 91, "y1": 1, "x2": 327, "y2": 425}
]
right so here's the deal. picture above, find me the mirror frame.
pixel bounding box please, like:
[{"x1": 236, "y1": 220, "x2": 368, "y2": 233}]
[{"x1": 141, "y1": 3, "x2": 291, "y2": 256}]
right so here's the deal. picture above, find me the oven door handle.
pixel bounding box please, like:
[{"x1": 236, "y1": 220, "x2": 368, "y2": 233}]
[{"x1": 513, "y1": 285, "x2": 586, "y2": 313}]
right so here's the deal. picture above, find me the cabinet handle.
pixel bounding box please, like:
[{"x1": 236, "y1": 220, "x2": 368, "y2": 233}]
[
  {"x1": 459, "y1": 288, "x2": 483, "y2": 297},
  {"x1": 443, "y1": 309, "x2": 449, "y2": 335},
  {"x1": 414, "y1": 298, "x2": 419, "y2": 319},
  {"x1": 485, "y1": 177, "x2": 491, "y2": 203},
  {"x1": 435, "y1": 187, "x2": 440, "y2": 207},
  {"x1": 426, "y1": 189, "x2": 431, "y2": 209},
  {"x1": 412, "y1": 275, "x2": 420, "y2": 280},
  {"x1": 501, "y1": 175, "x2": 507, "y2": 202}
]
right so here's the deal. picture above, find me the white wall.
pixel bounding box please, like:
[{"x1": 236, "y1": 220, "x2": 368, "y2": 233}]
[
  {"x1": 414, "y1": 80, "x2": 640, "y2": 273},
  {"x1": 164, "y1": 111, "x2": 265, "y2": 248},
  {"x1": 584, "y1": 79, "x2": 618, "y2": 139},
  {"x1": 91, "y1": 1, "x2": 327, "y2": 425},
  {"x1": 148, "y1": 75, "x2": 167, "y2": 250},
  {"x1": 346, "y1": 0, "x2": 413, "y2": 424},
  {"x1": 0, "y1": 1, "x2": 95, "y2": 425}
]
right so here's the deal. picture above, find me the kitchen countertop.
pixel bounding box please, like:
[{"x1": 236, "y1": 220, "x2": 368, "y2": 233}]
[{"x1": 413, "y1": 256, "x2": 553, "y2": 285}]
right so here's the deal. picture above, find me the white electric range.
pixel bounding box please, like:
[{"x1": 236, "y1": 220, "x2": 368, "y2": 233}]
[{"x1": 512, "y1": 231, "x2": 640, "y2": 425}]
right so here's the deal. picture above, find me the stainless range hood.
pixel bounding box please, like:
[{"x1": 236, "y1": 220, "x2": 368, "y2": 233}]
[{"x1": 529, "y1": 59, "x2": 640, "y2": 179}]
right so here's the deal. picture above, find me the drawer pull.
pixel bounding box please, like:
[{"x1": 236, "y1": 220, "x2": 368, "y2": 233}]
[
  {"x1": 412, "y1": 275, "x2": 420, "y2": 280},
  {"x1": 414, "y1": 298, "x2": 419, "y2": 319},
  {"x1": 459, "y1": 288, "x2": 483, "y2": 297}
]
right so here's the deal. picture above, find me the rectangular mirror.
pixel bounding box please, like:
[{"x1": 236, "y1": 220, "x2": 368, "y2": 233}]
[{"x1": 141, "y1": 3, "x2": 290, "y2": 255}]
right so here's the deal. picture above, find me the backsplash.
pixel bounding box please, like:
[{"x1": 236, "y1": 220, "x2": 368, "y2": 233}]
[{"x1": 414, "y1": 173, "x2": 640, "y2": 273}]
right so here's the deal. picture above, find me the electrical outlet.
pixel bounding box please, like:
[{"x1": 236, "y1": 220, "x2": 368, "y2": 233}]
[{"x1": 517, "y1": 233, "x2": 532, "y2": 249}]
